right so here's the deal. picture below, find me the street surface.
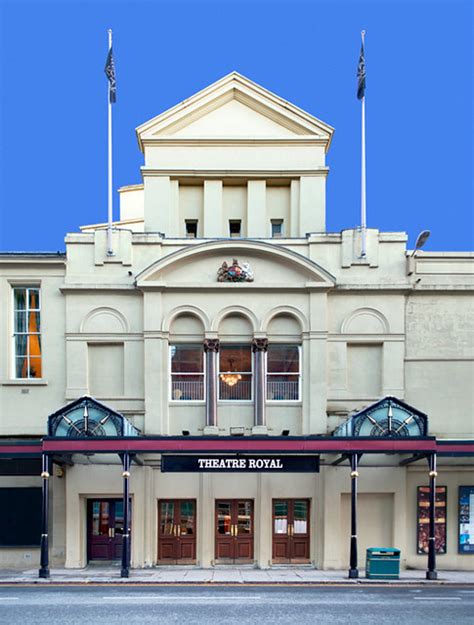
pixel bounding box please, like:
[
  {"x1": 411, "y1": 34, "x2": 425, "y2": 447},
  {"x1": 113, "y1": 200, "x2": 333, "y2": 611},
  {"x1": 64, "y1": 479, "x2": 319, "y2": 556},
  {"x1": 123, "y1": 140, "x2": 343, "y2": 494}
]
[{"x1": 0, "y1": 585, "x2": 473, "y2": 624}]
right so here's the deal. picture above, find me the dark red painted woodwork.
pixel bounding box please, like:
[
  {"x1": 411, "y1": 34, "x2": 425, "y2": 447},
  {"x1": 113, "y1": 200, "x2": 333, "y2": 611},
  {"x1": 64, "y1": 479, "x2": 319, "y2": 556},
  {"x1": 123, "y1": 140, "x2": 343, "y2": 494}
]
[
  {"x1": 87, "y1": 499, "x2": 129, "y2": 561},
  {"x1": 215, "y1": 499, "x2": 254, "y2": 562},
  {"x1": 158, "y1": 499, "x2": 196, "y2": 563},
  {"x1": 272, "y1": 499, "x2": 311, "y2": 563},
  {"x1": 41, "y1": 437, "x2": 441, "y2": 454},
  {"x1": 2, "y1": 438, "x2": 473, "y2": 458}
]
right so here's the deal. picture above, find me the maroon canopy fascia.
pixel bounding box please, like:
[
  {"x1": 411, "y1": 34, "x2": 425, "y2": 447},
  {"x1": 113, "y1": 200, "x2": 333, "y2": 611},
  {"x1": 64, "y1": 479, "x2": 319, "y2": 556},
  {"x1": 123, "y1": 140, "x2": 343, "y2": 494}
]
[{"x1": 0, "y1": 437, "x2": 473, "y2": 457}]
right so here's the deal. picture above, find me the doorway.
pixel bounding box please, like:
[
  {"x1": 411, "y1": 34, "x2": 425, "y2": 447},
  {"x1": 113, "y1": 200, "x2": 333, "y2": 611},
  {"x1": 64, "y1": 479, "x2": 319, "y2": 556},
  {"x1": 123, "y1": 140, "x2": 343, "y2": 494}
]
[
  {"x1": 215, "y1": 499, "x2": 254, "y2": 562},
  {"x1": 158, "y1": 499, "x2": 197, "y2": 563},
  {"x1": 87, "y1": 499, "x2": 129, "y2": 561},
  {"x1": 272, "y1": 499, "x2": 311, "y2": 563}
]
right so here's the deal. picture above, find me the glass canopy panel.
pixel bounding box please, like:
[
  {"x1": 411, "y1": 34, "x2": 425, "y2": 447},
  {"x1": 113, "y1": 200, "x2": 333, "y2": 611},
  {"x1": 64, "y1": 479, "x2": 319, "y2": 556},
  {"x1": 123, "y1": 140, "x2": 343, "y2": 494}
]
[
  {"x1": 48, "y1": 397, "x2": 140, "y2": 437},
  {"x1": 333, "y1": 397, "x2": 428, "y2": 438}
]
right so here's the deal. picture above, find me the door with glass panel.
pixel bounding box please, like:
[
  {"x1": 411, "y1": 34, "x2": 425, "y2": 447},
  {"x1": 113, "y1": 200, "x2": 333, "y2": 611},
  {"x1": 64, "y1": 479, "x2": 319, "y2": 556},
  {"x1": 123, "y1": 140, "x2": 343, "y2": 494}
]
[
  {"x1": 272, "y1": 499, "x2": 310, "y2": 563},
  {"x1": 87, "y1": 499, "x2": 128, "y2": 561},
  {"x1": 215, "y1": 500, "x2": 254, "y2": 562},
  {"x1": 158, "y1": 500, "x2": 196, "y2": 563}
]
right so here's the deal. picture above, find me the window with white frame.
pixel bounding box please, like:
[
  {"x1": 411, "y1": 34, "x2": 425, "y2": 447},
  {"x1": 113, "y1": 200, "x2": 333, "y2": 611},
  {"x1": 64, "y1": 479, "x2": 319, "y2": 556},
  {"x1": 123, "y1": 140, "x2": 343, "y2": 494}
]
[
  {"x1": 266, "y1": 344, "x2": 300, "y2": 401},
  {"x1": 219, "y1": 344, "x2": 252, "y2": 401},
  {"x1": 12, "y1": 287, "x2": 42, "y2": 379},
  {"x1": 170, "y1": 344, "x2": 204, "y2": 401}
]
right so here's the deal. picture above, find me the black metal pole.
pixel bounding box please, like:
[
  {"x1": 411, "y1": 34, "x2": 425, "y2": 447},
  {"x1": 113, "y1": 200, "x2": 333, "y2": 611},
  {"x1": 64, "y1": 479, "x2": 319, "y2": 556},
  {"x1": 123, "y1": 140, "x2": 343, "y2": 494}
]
[
  {"x1": 121, "y1": 452, "x2": 131, "y2": 578},
  {"x1": 39, "y1": 454, "x2": 50, "y2": 579},
  {"x1": 426, "y1": 453, "x2": 438, "y2": 580},
  {"x1": 348, "y1": 453, "x2": 359, "y2": 579}
]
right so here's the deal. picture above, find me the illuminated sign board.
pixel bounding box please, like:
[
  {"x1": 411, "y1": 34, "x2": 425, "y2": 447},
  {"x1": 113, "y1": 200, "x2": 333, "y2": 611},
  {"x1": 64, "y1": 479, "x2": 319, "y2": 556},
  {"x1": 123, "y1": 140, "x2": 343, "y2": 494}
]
[{"x1": 161, "y1": 455, "x2": 320, "y2": 473}]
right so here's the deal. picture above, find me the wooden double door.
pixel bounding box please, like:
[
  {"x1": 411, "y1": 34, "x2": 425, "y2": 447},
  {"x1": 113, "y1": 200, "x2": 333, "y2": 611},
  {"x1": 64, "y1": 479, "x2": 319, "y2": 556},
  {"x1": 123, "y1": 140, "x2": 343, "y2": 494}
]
[
  {"x1": 87, "y1": 499, "x2": 128, "y2": 561},
  {"x1": 215, "y1": 499, "x2": 254, "y2": 562},
  {"x1": 272, "y1": 499, "x2": 310, "y2": 563},
  {"x1": 158, "y1": 499, "x2": 196, "y2": 563}
]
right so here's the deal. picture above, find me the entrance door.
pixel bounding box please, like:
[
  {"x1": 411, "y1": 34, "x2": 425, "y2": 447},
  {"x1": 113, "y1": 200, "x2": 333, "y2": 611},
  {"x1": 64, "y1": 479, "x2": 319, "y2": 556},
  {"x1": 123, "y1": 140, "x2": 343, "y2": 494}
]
[
  {"x1": 158, "y1": 500, "x2": 197, "y2": 563},
  {"x1": 215, "y1": 499, "x2": 254, "y2": 562},
  {"x1": 87, "y1": 499, "x2": 128, "y2": 561},
  {"x1": 272, "y1": 499, "x2": 310, "y2": 563}
]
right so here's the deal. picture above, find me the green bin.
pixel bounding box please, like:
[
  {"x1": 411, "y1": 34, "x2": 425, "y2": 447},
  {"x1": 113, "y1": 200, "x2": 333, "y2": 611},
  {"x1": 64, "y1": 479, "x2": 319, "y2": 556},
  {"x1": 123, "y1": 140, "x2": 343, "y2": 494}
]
[{"x1": 366, "y1": 547, "x2": 400, "y2": 579}]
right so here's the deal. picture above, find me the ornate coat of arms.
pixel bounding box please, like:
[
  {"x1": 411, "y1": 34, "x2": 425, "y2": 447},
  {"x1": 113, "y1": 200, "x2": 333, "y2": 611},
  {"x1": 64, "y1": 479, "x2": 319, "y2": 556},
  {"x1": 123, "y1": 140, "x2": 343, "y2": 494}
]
[{"x1": 217, "y1": 258, "x2": 254, "y2": 282}]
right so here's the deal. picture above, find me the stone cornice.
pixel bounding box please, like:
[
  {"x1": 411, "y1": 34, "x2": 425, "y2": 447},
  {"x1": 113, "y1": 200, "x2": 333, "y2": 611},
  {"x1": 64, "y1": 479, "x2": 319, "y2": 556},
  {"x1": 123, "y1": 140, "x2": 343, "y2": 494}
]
[
  {"x1": 140, "y1": 167, "x2": 329, "y2": 179},
  {"x1": 59, "y1": 284, "x2": 136, "y2": 293},
  {"x1": 141, "y1": 137, "x2": 328, "y2": 147}
]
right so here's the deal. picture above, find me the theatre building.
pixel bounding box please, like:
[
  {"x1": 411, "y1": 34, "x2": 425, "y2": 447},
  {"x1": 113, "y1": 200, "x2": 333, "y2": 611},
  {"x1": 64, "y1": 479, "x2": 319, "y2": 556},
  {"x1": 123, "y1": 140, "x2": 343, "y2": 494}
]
[{"x1": 0, "y1": 72, "x2": 473, "y2": 578}]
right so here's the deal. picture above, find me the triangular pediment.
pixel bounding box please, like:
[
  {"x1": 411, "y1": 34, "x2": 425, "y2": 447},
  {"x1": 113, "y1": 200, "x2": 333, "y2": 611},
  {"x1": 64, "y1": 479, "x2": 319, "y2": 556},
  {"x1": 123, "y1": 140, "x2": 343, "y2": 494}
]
[{"x1": 136, "y1": 72, "x2": 334, "y2": 148}]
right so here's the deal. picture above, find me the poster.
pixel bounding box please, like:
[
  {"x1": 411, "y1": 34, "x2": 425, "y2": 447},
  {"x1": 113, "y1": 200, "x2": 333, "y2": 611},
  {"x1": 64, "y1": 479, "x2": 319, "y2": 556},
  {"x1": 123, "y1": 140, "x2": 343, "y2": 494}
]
[
  {"x1": 459, "y1": 486, "x2": 474, "y2": 554},
  {"x1": 417, "y1": 486, "x2": 447, "y2": 555}
]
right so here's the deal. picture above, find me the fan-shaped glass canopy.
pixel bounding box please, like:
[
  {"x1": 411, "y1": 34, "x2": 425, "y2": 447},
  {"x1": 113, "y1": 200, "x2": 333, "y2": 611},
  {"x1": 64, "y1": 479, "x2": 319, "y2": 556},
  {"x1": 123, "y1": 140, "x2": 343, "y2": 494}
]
[
  {"x1": 333, "y1": 396, "x2": 428, "y2": 438},
  {"x1": 48, "y1": 396, "x2": 139, "y2": 438}
]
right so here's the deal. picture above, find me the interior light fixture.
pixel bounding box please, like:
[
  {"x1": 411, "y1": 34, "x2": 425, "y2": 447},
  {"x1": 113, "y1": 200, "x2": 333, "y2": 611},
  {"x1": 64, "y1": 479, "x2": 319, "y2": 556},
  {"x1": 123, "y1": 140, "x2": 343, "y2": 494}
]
[{"x1": 220, "y1": 357, "x2": 242, "y2": 387}]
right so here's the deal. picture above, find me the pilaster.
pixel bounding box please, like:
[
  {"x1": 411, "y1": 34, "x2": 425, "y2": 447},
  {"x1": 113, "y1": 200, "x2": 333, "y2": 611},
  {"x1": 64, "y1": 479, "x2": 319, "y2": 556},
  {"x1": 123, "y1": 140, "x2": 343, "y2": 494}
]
[{"x1": 203, "y1": 180, "x2": 223, "y2": 237}]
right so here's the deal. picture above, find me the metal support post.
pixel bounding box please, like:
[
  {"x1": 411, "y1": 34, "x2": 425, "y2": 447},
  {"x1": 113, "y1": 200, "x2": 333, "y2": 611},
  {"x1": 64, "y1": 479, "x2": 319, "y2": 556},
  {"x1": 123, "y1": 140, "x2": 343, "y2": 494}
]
[
  {"x1": 348, "y1": 453, "x2": 359, "y2": 579},
  {"x1": 426, "y1": 453, "x2": 438, "y2": 580},
  {"x1": 39, "y1": 454, "x2": 51, "y2": 579},
  {"x1": 121, "y1": 452, "x2": 131, "y2": 578}
]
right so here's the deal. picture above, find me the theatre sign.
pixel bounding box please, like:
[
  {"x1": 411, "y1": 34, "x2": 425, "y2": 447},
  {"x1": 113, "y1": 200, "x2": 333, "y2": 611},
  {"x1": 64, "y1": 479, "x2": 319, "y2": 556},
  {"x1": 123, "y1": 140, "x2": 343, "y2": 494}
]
[{"x1": 161, "y1": 455, "x2": 320, "y2": 473}]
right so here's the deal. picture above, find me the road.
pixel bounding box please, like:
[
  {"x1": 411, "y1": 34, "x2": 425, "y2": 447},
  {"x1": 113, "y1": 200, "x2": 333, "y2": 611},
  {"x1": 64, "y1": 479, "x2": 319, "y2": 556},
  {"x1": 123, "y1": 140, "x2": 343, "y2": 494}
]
[{"x1": 0, "y1": 585, "x2": 473, "y2": 624}]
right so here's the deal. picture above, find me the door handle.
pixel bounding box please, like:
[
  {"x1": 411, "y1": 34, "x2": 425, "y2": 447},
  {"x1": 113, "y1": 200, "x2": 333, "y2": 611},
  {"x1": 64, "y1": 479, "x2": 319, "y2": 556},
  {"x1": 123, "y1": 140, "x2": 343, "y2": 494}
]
[
  {"x1": 173, "y1": 524, "x2": 177, "y2": 537},
  {"x1": 288, "y1": 524, "x2": 293, "y2": 537},
  {"x1": 111, "y1": 528, "x2": 115, "y2": 538}
]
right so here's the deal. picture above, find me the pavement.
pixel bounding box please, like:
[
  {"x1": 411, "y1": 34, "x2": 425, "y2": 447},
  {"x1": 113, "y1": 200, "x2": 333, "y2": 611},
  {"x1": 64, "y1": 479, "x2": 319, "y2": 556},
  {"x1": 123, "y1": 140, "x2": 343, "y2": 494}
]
[{"x1": 0, "y1": 566, "x2": 473, "y2": 585}]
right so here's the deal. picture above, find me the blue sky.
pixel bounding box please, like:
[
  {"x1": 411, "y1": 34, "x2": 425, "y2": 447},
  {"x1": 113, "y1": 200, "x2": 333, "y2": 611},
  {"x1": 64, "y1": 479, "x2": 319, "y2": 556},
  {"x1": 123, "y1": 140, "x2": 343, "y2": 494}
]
[{"x1": 0, "y1": 0, "x2": 472, "y2": 251}]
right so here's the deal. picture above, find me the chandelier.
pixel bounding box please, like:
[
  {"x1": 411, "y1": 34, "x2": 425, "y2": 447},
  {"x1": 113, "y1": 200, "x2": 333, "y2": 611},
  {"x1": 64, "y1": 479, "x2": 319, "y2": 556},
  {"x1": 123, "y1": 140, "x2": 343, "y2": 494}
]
[
  {"x1": 220, "y1": 372, "x2": 242, "y2": 387},
  {"x1": 220, "y1": 357, "x2": 242, "y2": 386}
]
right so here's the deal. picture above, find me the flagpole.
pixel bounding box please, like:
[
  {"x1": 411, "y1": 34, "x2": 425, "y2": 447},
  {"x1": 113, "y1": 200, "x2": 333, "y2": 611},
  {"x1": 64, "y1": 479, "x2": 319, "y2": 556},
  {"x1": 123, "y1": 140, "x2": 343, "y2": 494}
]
[
  {"x1": 360, "y1": 30, "x2": 367, "y2": 258},
  {"x1": 106, "y1": 28, "x2": 114, "y2": 256}
]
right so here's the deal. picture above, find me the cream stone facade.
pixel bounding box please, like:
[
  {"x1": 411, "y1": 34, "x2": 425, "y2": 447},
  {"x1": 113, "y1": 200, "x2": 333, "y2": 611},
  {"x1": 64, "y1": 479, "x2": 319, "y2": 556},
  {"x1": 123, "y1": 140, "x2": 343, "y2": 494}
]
[{"x1": 0, "y1": 72, "x2": 473, "y2": 575}]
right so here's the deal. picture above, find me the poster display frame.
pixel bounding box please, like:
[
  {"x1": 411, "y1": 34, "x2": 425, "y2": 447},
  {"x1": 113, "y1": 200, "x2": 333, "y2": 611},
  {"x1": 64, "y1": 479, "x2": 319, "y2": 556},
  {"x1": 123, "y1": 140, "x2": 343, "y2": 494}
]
[
  {"x1": 458, "y1": 485, "x2": 474, "y2": 555},
  {"x1": 417, "y1": 485, "x2": 447, "y2": 555}
]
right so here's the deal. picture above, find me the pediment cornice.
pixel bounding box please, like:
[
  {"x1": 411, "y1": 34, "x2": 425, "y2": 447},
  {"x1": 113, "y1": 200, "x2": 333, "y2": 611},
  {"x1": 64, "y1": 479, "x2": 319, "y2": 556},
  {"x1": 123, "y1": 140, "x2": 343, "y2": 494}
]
[{"x1": 136, "y1": 72, "x2": 334, "y2": 152}]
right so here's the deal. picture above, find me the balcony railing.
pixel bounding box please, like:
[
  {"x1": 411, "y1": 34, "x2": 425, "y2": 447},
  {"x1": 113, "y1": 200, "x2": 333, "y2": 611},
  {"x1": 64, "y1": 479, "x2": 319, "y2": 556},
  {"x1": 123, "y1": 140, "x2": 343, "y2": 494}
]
[
  {"x1": 171, "y1": 378, "x2": 204, "y2": 401},
  {"x1": 267, "y1": 379, "x2": 299, "y2": 401},
  {"x1": 219, "y1": 378, "x2": 252, "y2": 401}
]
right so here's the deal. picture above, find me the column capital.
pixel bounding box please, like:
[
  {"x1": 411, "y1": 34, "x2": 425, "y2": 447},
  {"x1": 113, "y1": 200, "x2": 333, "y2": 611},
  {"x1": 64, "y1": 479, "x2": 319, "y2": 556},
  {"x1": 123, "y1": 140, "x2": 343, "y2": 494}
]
[
  {"x1": 252, "y1": 338, "x2": 268, "y2": 353},
  {"x1": 204, "y1": 338, "x2": 219, "y2": 353}
]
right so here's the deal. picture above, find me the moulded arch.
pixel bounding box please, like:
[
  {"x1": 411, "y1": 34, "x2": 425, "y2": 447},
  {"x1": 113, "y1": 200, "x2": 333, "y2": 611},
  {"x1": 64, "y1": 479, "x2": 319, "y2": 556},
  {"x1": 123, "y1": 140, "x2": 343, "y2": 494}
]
[
  {"x1": 135, "y1": 239, "x2": 336, "y2": 287},
  {"x1": 261, "y1": 306, "x2": 308, "y2": 333},
  {"x1": 212, "y1": 305, "x2": 258, "y2": 334},
  {"x1": 80, "y1": 307, "x2": 129, "y2": 334},
  {"x1": 341, "y1": 307, "x2": 390, "y2": 334},
  {"x1": 162, "y1": 305, "x2": 210, "y2": 333}
]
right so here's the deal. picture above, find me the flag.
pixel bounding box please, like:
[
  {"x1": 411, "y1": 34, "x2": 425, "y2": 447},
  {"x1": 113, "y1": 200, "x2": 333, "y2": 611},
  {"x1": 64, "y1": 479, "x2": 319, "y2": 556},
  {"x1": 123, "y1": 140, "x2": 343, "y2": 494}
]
[
  {"x1": 104, "y1": 47, "x2": 116, "y2": 103},
  {"x1": 357, "y1": 41, "x2": 366, "y2": 100}
]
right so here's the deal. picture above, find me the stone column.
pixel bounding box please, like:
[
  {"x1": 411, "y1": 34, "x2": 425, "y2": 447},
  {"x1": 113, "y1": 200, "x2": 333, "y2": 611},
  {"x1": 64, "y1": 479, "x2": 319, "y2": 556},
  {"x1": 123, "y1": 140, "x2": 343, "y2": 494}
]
[
  {"x1": 203, "y1": 339, "x2": 219, "y2": 435},
  {"x1": 252, "y1": 338, "x2": 268, "y2": 435}
]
